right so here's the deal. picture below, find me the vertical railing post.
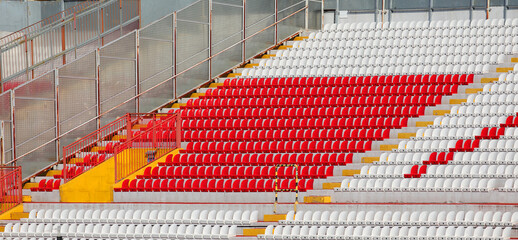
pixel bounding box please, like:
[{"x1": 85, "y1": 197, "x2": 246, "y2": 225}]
[
  {"x1": 209, "y1": 0, "x2": 213, "y2": 79},
  {"x1": 173, "y1": 12, "x2": 177, "y2": 99},
  {"x1": 176, "y1": 113, "x2": 181, "y2": 149},
  {"x1": 126, "y1": 113, "x2": 132, "y2": 143},
  {"x1": 119, "y1": 0, "x2": 123, "y2": 36},
  {"x1": 24, "y1": 35, "x2": 30, "y2": 82},
  {"x1": 275, "y1": 0, "x2": 278, "y2": 45},
  {"x1": 429, "y1": 0, "x2": 433, "y2": 22},
  {"x1": 74, "y1": 12, "x2": 78, "y2": 59},
  {"x1": 0, "y1": 51, "x2": 3, "y2": 92},
  {"x1": 305, "y1": 0, "x2": 309, "y2": 30},
  {"x1": 55, "y1": 69, "x2": 60, "y2": 172},
  {"x1": 504, "y1": 0, "x2": 508, "y2": 19},
  {"x1": 242, "y1": 0, "x2": 246, "y2": 63},
  {"x1": 486, "y1": 0, "x2": 491, "y2": 19},
  {"x1": 10, "y1": 91, "x2": 15, "y2": 161},
  {"x1": 61, "y1": 25, "x2": 66, "y2": 65},
  {"x1": 135, "y1": 31, "x2": 140, "y2": 112},
  {"x1": 96, "y1": 49, "x2": 101, "y2": 131}
]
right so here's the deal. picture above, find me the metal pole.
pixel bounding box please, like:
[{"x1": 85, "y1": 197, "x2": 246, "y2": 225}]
[
  {"x1": 504, "y1": 0, "x2": 508, "y2": 19},
  {"x1": 242, "y1": 0, "x2": 246, "y2": 63},
  {"x1": 209, "y1": 0, "x2": 213, "y2": 79},
  {"x1": 119, "y1": 0, "x2": 123, "y2": 36},
  {"x1": 321, "y1": 0, "x2": 325, "y2": 29},
  {"x1": 470, "y1": 0, "x2": 474, "y2": 21},
  {"x1": 10, "y1": 92, "x2": 16, "y2": 162},
  {"x1": 54, "y1": 70, "x2": 60, "y2": 169},
  {"x1": 381, "y1": 0, "x2": 386, "y2": 27},
  {"x1": 487, "y1": 0, "x2": 490, "y2": 19},
  {"x1": 275, "y1": 0, "x2": 278, "y2": 45},
  {"x1": 429, "y1": 0, "x2": 433, "y2": 22},
  {"x1": 173, "y1": 12, "x2": 177, "y2": 99},
  {"x1": 0, "y1": 51, "x2": 3, "y2": 92},
  {"x1": 96, "y1": 49, "x2": 101, "y2": 130},
  {"x1": 135, "y1": 31, "x2": 140, "y2": 112},
  {"x1": 374, "y1": 0, "x2": 378, "y2": 23},
  {"x1": 305, "y1": 0, "x2": 309, "y2": 30},
  {"x1": 24, "y1": 35, "x2": 29, "y2": 82}
]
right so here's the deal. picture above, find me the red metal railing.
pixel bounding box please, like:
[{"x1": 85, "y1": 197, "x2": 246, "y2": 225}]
[
  {"x1": 114, "y1": 113, "x2": 181, "y2": 182},
  {"x1": 0, "y1": 166, "x2": 22, "y2": 215},
  {"x1": 62, "y1": 113, "x2": 172, "y2": 182}
]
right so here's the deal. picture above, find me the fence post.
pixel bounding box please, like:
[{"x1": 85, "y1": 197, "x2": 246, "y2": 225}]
[
  {"x1": 10, "y1": 91, "x2": 16, "y2": 161},
  {"x1": 242, "y1": 0, "x2": 246, "y2": 63},
  {"x1": 96, "y1": 49, "x2": 101, "y2": 130},
  {"x1": 173, "y1": 12, "x2": 177, "y2": 99},
  {"x1": 61, "y1": 25, "x2": 66, "y2": 65},
  {"x1": 55, "y1": 69, "x2": 61, "y2": 169},
  {"x1": 24, "y1": 35, "x2": 30, "y2": 82},
  {"x1": 305, "y1": 0, "x2": 309, "y2": 30},
  {"x1": 119, "y1": 0, "x2": 123, "y2": 36},
  {"x1": 209, "y1": 0, "x2": 213, "y2": 79},
  {"x1": 275, "y1": 0, "x2": 278, "y2": 45},
  {"x1": 0, "y1": 51, "x2": 3, "y2": 92},
  {"x1": 135, "y1": 31, "x2": 140, "y2": 112},
  {"x1": 176, "y1": 113, "x2": 181, "y2": 149}
]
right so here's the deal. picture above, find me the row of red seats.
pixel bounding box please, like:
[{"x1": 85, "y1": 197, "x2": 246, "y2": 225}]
[
  {"x1": 450, "y1": 139, "x2": 481, "y2": 152},
  {"x1": 130, "y1": 130, "x2": 177, "y2": 142},
  {"x1": 475, "y1": 127, "x2": 506, "y2": 140},
  {"x1": 183, "y1": 129, "x2": 391, "y2": 142},
  {"x1": 180, "y1": 106, "x2": 426, "y2": 119},
  {"x1": 116, "y1": 178, "x2": 314, "y2": 192},
  {"x1": 76, "y1": 154, "x2": 106, "y2": 167},
  {"x1": 184, "y1": 95, "x2": 443, "y2": 109},
  {"x1": 182, "y1": 140, "x2": 372, "y2": 154},
  {"x1": 182, "y1": 117, "x2": 409, "y2": 131},
  {"x1": 205, "y1": 84, "x2": 457, "y2": 99},
  {"x1": 160, "y1": 153, "x2": 353, "y2": 166},
  {"x1": 422, "y1": 152, "x2": 455, "y2": 165},
  {"x1": 404, "y1": 165, "x2": 428, "y2": 178},
  {"x1": 53, "y1": 166, "x2": 84, "y2": 179},
  {"x1": 31, "y1": 179, "x2": 61, "y2": 192},
  {"x1": 220, "y1": 74, "x2": 474, "y2": 89},
  {"x1": 137, "y1": 165, "x2": 333, "y2": 179},
  {"x1": 501, "y1": 115, "x2": 518, "y2": 127}
]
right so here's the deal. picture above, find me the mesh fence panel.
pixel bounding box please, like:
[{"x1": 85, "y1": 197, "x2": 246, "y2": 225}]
[
  {"x1": 211, "y1": 1, "x2": 243, "y2": 77},
  {"x1": 0, "y1": 91, "x2": 13, "y2": 164},
  {"x1": 139, "y1": 14, "x2": 174, "y2": 113},
  {"x1": 245, "y1": 0, "x2": 275, "y2": 60},
  {"x1": 308, "y1": 1, "x2": 322, "y2": 30},
  {"x1": 58, "y1": 52, "x2": 97, "y2": 157},
  {"x1": 99, "y1": 32, "x2": 137, "y2": 126},
  {"x1": 176, "y1": 1, "x2": 210, "y2": 97},
  {"x1": 277, "y1": 0, "x2": 305, "y2": 42},
  {"x1": 14, "y1": 71, "x2": 56, "y2": 178}
]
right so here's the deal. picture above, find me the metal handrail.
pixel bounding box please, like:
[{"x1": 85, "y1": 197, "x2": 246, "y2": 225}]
[{"x1": 0, "y1": 1, "x2": 103, "y2": 45}]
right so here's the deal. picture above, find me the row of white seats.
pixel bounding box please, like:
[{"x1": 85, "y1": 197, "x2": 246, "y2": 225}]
[
  {"x1": 415, "y1": 127, "x2": 483, "y2": 140},
  {"x1": 310, "y1": 28, "x2": 518, "y2": 40},
  {"x1": 338, "y1": 178, "x2": 504, "y2": 192},
  {"x1": 359, "y1": 164, "x2": 518, "y2": 178},
  {"x1": 294, "y1": 37, "x2": 516, "y2": 49},
  {"x1": 378, "y1": 152, "x2": 518, "y2": 165},
  {"x1": 495, "y1": 73, "x2": 518, "y2": 83},
  {"x1": 501, "y1": 178, "x2": 518, "y2": 191},
  {"x1": 482, "y1": 83, "x2": 518, "y2": 94},
  {"x1": 465, "y1": 94, "x2": 518, "y2": 106},
  {"x1": 1, "y1": 223, "x2": 237, "y2": 239},
  {"x1": 241, "y1": 64, "x2": 488, "y2": 77},
  {"x1": 281, "y1": 210, "x2": 516, "y2": 226},
  {"x1": 396, "y1": 139, "x2": 518, "y2": 153},
  {"x1": 430, "y1": 116, "x2": 507, "y2": 128},
  {"x1": 262, "y1": 54, "x2": 501, "y2": 68},
  {"x1": 260, "y1": 225, "x2": 512, "y2": 240},
  {"x1": 449, "y1": 105, "x2": 518, "y2": 117},
  {"x1": 24, "y1": 208, "x2": 257, "y2": 225},
  {"x1": 322, "y1": 18, "x2": 517, "y2": 31}
]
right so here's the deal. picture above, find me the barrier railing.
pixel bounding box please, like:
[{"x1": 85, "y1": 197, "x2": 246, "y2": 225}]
[
  {"x1": 274, "y1": 164, "x2": 299, "y2": 214},
  {"x1": 62, "y1": 113, "x2": 173, "y2": 182},
  {"x1": 1, "y1": 0, "x2": 321, "y2": 180},
  {"x1": 114, "y1": 113, "x2": 181, "y2": 182},
  {"x1": 0, "y1": 0, "x2": 140, "y2": 92},
  {"x1": 0, "y1": 166, "x2": 22, "y2": 215}
]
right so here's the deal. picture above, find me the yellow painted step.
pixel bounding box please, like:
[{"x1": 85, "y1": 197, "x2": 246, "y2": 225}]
[
  {"x1": 433, "y1": 110, "x2": 450, "y2": 116},
  {"x1": 244, "y1": 63, "x2": 259, "y2": 68},
  {"x1": 322, "y1": 182, "x2": 341, "y2": 190},
  {"x1": 416, "y1": 121, "x2": 434, "y2": 127},
  {"x1": 511, "y1": 57, "x2": 518, "y2": 63},
  {"x1": 22, "y1": 195, "x2": 32, "y2": 203},
  {"x1": 90, "y1": 146, "x2": 105, "y2": 152},
  {"x1": 294, "y1": 36, "x2": 308, "y2": 41},
  {"x1": 481, "y1": 78, "x2": 498, "y2": 83},
  {"x1": 227, "y1": 73, "x2": 241, "y2": 77},
  {"x1": 0, "y1": 226, "x2": 4, "y2": 232},
  {"x1": 209, "y1": 83, "x2": 224, "y2": 88},
  {"x1": 450, "y1": 99, "x2": 467, "y2": 105},
  {"x1": 362, "y1": 157, "x2": 379, "y2": 163},
  {"x1": 23, "y1": 182, "x2": 38, "y2": 189},
  {"x1": 46, "y1": 170, "x2": 61, "y2": 177},
  {"x1": 261, "y1": 54, "x2": 276, "y2": 59},
  {"x1": 132, "y1": 124, "x2": 146, "y2": 129},
  {"x1": 264, "y1": 214, "x2": 287, "y2": 222},
  {"x1": 278, "y1": 45, "x2": 293, "y2": 50},
  {"x1": 0, "y1": 204, "x2": 23, "y2": 220},
  {"x1": 10, "y1": 212, "x2": 29, "y2": 220},
  {"x1": 398, "y1": 133, "x2": 416, "y2": 139},
  {"x1": 304, "y1": 196, "x2": 331, "y2": 203},
  {"x1": 465, "y1": 88, "x2": 483, "y2": 94},
  {"x1": 380, "y1": 144, "x2": 398, "y2": 151},
  {"x1": 342, "y1": 169, "x2": 361, "y2": 176},
  {"x1": 496, "y1": 67, "x2": 513, "y2": 73},
  {"x1": 242, "y1": 228, "x2": 266, "y2": 236},
  {"x1": 69, "y1": 157, "x2": 84, "y2": 164},
  {"x1": 190, "y1": 92, "x2": 205, "y2": 98}
]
